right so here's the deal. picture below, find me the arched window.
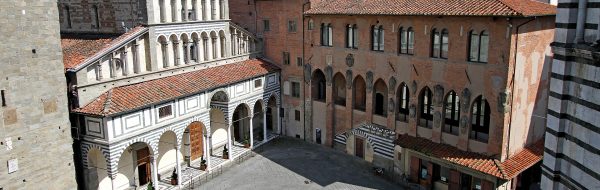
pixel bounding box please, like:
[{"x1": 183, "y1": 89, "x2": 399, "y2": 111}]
[
  {"x1": 396, "y1": 83, "x2": 409, "y2": 122},
  {"x1": 470, "y1": 96, "x2": 490, "y2": 142},
  {"x1": 431, "y1": 28, "x2": 448, "y2": 59},
  {"x1": 353, "y1": 76, "x2": 366, "y2": 111},
  {"x1": 373, "y1": 79, "x2": 388, "y2": 116},
  {"x1": 372, "y1": 25, "x2": 384, "y2": 51},
  {"x1": 64, "y1": 6, "x2": 72, "y2": 28},
  {"x1": 443, "y1": 91, "x2": 460, "y2": 135},
  {"x1": 333, "y1": 73, "x2": 346, "y2": 106},
  {"x1": 321, "y1": 23, "x2": 333, "y2": 46},
  {"x1": 468, "y1": 30, "x2": 489, "y2": 63},
  {"x1": 308, "y1": 19, "x2": 314, "y2": 30},
  {"x1": 419, "y1": 87, "x2": 433, "y2": 128},
  {"x1": 346, "y1": 24, "x2": 358, "y2": 49},
  {"x1": 399, "y1": 27, "x2": 414, "y2": 55},
  {"x1": 91, "y1": 5, "x2": 100, "y2": 29},
  {"x1": 312, "y1": 70, "x2": 326, "y2": 101}
]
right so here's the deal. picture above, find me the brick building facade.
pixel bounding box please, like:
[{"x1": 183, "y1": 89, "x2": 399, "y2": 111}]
[{"x1": 230, "y1": 0, "x2": 557, "y2": 189}]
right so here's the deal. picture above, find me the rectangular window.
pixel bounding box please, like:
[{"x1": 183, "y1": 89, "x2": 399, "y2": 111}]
[
  {"x1": 295, "y1": 110, "x2": 301, "y2": 121},
  {"x1": 420, "y1": 160, "x2": 428, "y2": 180},
  {"x1": 291, "y1": 82, "x2": 300, "y2": 98},
  {"x1": 158, "y1": 105, "x2": 173, "y2": 119},
  {"x1": 283, "y1": 81, "x2": 291, "y2": 95},
  {"x1": 297, "y1": 57, "x2": 303, "y2": 66},
  {"x1": 288, "y1": 20, "x2": 297, "y2": 32},
  {"x1": 254, "y1": 79, "x2": 262, "y2": 88},
  {"x1": 283, "y1": 52, "x2": 290, "y2": 65},
  {"x1": 263, "y1": 20, "x2": 270, "y2": 31}
]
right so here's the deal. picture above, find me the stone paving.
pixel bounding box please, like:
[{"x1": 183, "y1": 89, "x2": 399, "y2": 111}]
[{"x1": 187, "y1": 137, "x2": 407, "y2": 190}]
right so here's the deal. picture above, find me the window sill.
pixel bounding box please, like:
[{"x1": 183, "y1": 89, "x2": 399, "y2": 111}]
[
  {"x1": 467, "y1": 61, "x2": 488, "y2": 65},
  {"x1": 430, "y1": 57, "x2": 448, "y2": 62},
  {"x1": 442, "y1": 131, "x2": 459, "y2": 136},
  {"x1": 398, "y1": 53, "x2": 414, "y2": 56},
  {"x1": 469, "y1": 138, "x2": 489, "y2": 144}
]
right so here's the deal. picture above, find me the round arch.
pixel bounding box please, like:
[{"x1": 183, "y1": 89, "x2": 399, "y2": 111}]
[
  {"x1": 252, "y1": 100, "x2": 265, "y2": 141},
  {"x1": 114, "y1": 141, "x2": 154, "y2": 188}
]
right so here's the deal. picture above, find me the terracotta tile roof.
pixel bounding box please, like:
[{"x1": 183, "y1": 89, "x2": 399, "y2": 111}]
[
  {"x1": 74, "y1": 59, "x2": 279, "y2": 116},
  {"x1": 395, "y1": 134, "x2": 544, "y2": 179},
  {"x1": 61, "y1": 26, "x2": 147, "y2": 70},
  {"x1": 306, "y1": 0, "x2": 556, "y2": 17}
]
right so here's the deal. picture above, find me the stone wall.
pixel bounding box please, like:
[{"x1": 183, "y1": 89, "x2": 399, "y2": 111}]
[
  {"x1": 58, "y1": 0, "x2": 147, "y2": 33},
  {"x1": 0, "y1": 0, "x2": 77, "y2": 189}
]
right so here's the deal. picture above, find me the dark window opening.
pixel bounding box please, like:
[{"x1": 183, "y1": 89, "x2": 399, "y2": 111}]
[
  {"x1": 419, "y1": 87, "x2": 433, "y2": 128},
  {"x1": 295, "y1": 110, "x2": 300, "y2": 121},
  {"x1": 470, "y1": 96, "x2": 490, "y2": 143},
  {"x1": 396, "y1": 83, "x2": 409, "y2": 122},
  {"x1": 158, "y1": 105, "x2": 173, "y2": 119},
  {"x1": 468, "y1": 30, "x2": 489, "y2": 63},
  {"x1": 443, "y1": 91, "x2": 460, "y2": 135},
  {"x1": 374, "y1": 93, "x2": 385, "y2": 115},
  {"x1": 263, "y1": 20, "x2": 270, "y2": 31},
  {"x1": 346, "y1": 24, "x2": 358, "y2": 49},
  {"x1": 431, "y1": 28, "x2": 448, "y2": 59},
  {"x1": 1, "y1": 90, "x2": 6, "y2": 107}
]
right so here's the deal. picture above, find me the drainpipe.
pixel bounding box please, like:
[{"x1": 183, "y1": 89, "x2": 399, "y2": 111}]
[
  {"x1": 302, "y1": 1, "x2": 310, "y2": 142},
  {"x1": 575, "y1": 0, "x2": 588, "y2": 43},
  {"x1": 506, "y1": 17, "x2": 536, "y2": 160}
]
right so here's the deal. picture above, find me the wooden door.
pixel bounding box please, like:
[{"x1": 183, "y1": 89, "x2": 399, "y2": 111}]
[
  {"x1": 355, "y1": 137, "x2": 364, "y2": 158},
  {"x1": 190, "y1": 122, "x2": 204, "y2": 161},
  {"x1": 136, "y1": 147, "x2": 151, "y2": 185}
]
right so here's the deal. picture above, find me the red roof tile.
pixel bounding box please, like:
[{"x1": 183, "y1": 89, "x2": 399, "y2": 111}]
[
  {"x1": 395, "y1": 134, "x2": 544, "y2": 179},
  {"x1": 306, "y1": 0, "x2": 556, "y2": 17},
  {"x1": 75, "y1": 59, "x2": 279, "y2": 116},
  {"x1": 61, "y1": 26, "x2": 147, "y2": 70}
]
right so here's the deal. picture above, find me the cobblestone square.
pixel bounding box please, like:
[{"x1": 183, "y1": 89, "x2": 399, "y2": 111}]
[{"x1": 189, "y1": 137, "x2": 405, "y2": 190}]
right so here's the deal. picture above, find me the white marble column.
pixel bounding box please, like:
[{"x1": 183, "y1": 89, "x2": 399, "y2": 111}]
[
  {"x1": 110, "y1": 177, "x2": 117, "y2": 190},
  {"x1": 227, "y1": 122, "x2": 232, "y2": 159},
  {"x1": 182, "y1": 0, "x2": 189, "y2": 21},
  {"x1": 150, "y1": 155, "x2": 159, "y2": 187},
  {"x1": 133, "y1": 40, "x2": 140, "y2": 73},
  {"x1": 277, "y1": 103, "x2": 282, "y2": 134},
  {"x1": 249, "y1": 115, "x2": 254, "y2": 148},
  {"x1": 206, "y1": 135, "x2": 212, "y2": 169},
  {"x1": 160, "y1": 0, "x2": 167, "y2": 23},
  {"x1": 175, "y1": 145, "x2": 182, "y2": 187}
]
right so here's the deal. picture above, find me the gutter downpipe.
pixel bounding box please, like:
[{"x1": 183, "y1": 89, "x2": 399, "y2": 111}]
[
  {"x1": 575, "y1": 0, "x2": 588, "y2": 43},
  {"x1": 302, "y1": 1, "x2": 310, "y2": 142},
  {"x1": 506, "y1": 17, "x2": 537, "y2": 161}
]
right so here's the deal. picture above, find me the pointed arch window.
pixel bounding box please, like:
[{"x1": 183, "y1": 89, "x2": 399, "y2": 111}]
[
  {"x1": 443, "y1": 91, "x2": 460, "y2": 135},
  {"x1": 468, "y1": 30, "x2": 489, "y2": 63},
  {"x1": 419, "y1": 87, "x2": 433, "y2": 128},
  {"x1": 372, "y1": 25, "x2": 384, "y2": 51},
  {"x1": 396, "y1": 83, "x2": 409, "y2": 122},
  {"x1": 399, "y1": 27, "x2": 414, "y2": 55},
  {"x1": 470, "y1": 96, "x2": 490, "y2": 142},
  {"x1": 91, "y1": 5, "x2": 100, "y2": 29},
  {"x1": 65, "y1": 5, "x2": 72, "y2": 28}
]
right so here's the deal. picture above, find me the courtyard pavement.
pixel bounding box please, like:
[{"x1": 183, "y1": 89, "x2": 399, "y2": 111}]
[{"x1": 186, "y1": 137, "x2": 407, "y2": 190}]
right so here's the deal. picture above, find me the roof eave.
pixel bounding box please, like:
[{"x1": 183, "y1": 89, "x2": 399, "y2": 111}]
[{"x1": 67, "y1": 27, "x2": 149, "y2": 72}]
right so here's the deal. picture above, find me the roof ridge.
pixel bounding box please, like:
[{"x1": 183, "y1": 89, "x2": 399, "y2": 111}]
[
  {"x1": 102, "y1": 89, "x2": 113, "y2": 114},
  {"x1": 493, "y1": 159, "x2": 507, "y2": 179},
  {"x1": 496, "y1": 0, "x2": 522, "y2": 16}
]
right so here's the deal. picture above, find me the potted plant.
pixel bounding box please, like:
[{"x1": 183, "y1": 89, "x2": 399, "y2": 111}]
[
  {"x1": 222, "y1": 146, "x2": 229, "y2": 159},
  {"x1": 200, "y1": 157, "x2": 207, "y2": 170},
  {"x1": 147, "y1": 181, "x2": 154, "y2": 190},
  {"x1": 243, "y1": 138, "x2": 250, "y2": 148},
  {"x1": 170, "y1": 167, "x2": 178, "y2": 185}
]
